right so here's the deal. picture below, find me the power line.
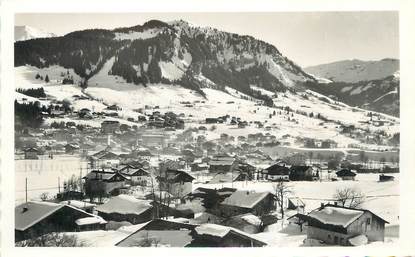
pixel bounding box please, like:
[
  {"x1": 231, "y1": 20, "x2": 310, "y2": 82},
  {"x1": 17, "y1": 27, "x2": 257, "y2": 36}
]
[{"x1": 301, "y1": 194, "x2": 399, "y2": 201}]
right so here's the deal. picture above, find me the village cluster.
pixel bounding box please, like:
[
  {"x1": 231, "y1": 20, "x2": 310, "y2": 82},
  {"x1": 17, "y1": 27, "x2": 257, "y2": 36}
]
[{"x1": 15, "y1": 105, "x2": 398, "y2": 247}]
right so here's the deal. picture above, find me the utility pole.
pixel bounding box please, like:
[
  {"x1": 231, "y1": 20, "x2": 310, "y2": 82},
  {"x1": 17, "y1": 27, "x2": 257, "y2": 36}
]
[
  {"x1": 25, "y1": 177, "x2": 28, "y2": 204},
  {"x1": 58, "y1": 176, "x2": 61, "y2": 194}
]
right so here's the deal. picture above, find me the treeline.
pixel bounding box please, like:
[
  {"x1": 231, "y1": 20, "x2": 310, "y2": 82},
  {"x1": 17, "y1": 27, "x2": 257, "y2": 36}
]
[
  {"x1": 16, "y1": 87, "x2": 46, "y2": 98},
  {"x1": 14, "y1": 29, "x2": 123, "y2": 79},
  {"x1": 303, "y1": 75, "x2": 399, "y2": 117},
  {"x1": 15, "y1": 100, "x2": 45, "y2": 129},
  {"x1": 110, "y1": 33, "x2": 175, "y2": 85}
]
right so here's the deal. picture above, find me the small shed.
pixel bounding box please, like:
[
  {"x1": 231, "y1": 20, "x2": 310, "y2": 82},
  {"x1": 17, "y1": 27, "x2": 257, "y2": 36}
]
[
  {"x1": 336, "y1": 169, "x2": 357, "y2": 180},
  {"x1": 287, "y1": 197, "x2": 306, "y2": 210},
  {"x1": 24, "y1": 147, "x2": 39, "y2": 160}
]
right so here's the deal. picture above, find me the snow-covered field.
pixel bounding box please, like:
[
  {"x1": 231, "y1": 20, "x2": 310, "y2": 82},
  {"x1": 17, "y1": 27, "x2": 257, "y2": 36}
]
[
  {"x1": 15, "y1": 155, "x2": 88, "y2": 204},
  {"x1": 15, "y1": 65, "x2": 399, "y2": 150}
]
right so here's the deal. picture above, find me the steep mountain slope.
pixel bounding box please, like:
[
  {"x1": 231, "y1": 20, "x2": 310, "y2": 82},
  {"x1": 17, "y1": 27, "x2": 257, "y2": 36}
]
[
  {"x1": 15, "y1": 20, "x2": 316, "y2": 101},
  {"x1": 304, "y1": 72, "x2": 399, "y2": 117},
  {"x1": 304, "y1": 58, "x2": 399, "y2": 83},
  {"x1": 15, "y1": 25, "x2": 56, "y2": 42}
]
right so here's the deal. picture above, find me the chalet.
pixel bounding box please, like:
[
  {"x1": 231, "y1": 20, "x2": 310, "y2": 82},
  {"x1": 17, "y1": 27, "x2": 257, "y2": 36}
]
[
  {"x1": 15, "y1": 201, "x2": 106, "y2": 241},
  {"x1": 305, "y1": 204, "x2": 389, "y2": 246},
  {"x1": 187, "y1": 187, "x2": 236, "y2": 212},
  {"x1": 119, "y1": 165, "x2": 151, "y2": 186},
  {"x1": 24, "y1": 147, "x2": 39, "y2": 160},
  {"x1": 208, "y1": 155, "x2": 237, "y2": 173},
  {"x1": 83, "y1": 170, "x2": 128, "y2": 195},
  {"x1": 336, "y1": 169, "x2": 357, "y2": 181},
  {"x1": 96, "y1": 195, "x2": 154, "y2": 224},
  {"x1": 101, "y1": 120, "x2": 120, "y2": 134},
  {"x1": 289, "y1": 165, "x2": 319, "y2": 181},
  {"x1": 220, "y1": 191, "x2": 275, "y2": 217},
  {"x1": 156, "y1": 169, "x2": 195, "y2": 198},
  {"x1": 262, "y1": 164, "x2": 290, "y2": 181},
  {"x1": 90, "y1": 150, "x2": 119, "y2": 168}
]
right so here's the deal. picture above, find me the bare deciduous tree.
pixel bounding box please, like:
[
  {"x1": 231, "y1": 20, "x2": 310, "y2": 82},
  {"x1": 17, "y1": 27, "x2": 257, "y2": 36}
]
[
  {"x1": 132, "y1": 232, "x2": 161, "y2": 247},
  {"x1": 273, "y1": 180, "x2": 292, "y2": 219},
  {"x1": 16, "y1": 233, "x2": 87, "y2": 247},
  {"x1": 40, "y1": 192, "x2": 49, "y2": 201},
  {"x1": 333, "y1": 187, "x2": 365, "y2": 208}
]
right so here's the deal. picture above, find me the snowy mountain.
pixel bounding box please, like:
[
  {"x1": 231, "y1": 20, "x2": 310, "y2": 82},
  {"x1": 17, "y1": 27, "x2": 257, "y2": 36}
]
[
  {"x1": 14, "y1": 20, "x2": 316, "y2": 102},
  {"x1": 304, "y1": 58, "x2": 399, "y2": 83},
  {"x1": 15, "y1": 25, "x2": 56, "y2": 42},
  {"x1": 304, "y1": 72, "x2": 399, "y2": 117}
]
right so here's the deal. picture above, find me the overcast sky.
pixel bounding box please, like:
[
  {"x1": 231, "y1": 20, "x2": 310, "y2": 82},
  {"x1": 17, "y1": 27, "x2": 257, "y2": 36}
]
[{"x1": 15, "y1": 12, "x2": 399, "y2": 67}]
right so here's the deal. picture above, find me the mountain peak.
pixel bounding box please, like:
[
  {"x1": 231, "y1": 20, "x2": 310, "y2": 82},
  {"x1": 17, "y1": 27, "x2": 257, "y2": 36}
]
[{"x1": 15, "y1": 25, "x2": 56, "y2": 42}]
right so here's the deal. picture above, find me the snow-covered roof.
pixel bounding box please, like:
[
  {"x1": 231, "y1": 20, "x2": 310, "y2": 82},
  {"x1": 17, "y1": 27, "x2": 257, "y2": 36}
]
[
  {"x1": 308, "y1": 205, "x2": 364, "y2": 227},
  {"x1": 15, "y1": 201, "x2": 64, "y2": 231},
  {"x1": 59, "y1": 200, "x2": 96, "y2": 209},
  {"x1": 84, "y1": 170, "x2": 128, "y2": 181},
  {"x1": 15, "y1": 201, "x2": 101, "y2": 231},
  {"x1": 96, "y1": 195, "x2": 152, "y2": 215},
  {"x1": 75, "y1": 216, "x2": 107, "y2": 226},
  {"x1": 288, "y1": 197, "x2": 305, "y2": 207},
  {"x1": 194, "y1": 223, "x2": 266, "y2": 245},
  {"x1": 117, "y1": 230, "x2": 193, "y2": 247},
  {"x1": 239, "y1": 213, "x2": 262, "y2": 226},
  {"x1": 195, "y1": 223, "x2": 230, "y2": 237},
  {"x1": 221, "y1": 191, "x2": 271, "y2": 209}
]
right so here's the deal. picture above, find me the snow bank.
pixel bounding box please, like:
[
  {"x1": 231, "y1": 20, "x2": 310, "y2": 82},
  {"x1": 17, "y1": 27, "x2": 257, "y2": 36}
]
[{"x1": 348, "y1": 234, "x2": 368, "y2": 246}]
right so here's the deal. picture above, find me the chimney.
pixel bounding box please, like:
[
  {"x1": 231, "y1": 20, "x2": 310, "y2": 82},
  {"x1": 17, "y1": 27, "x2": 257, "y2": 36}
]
[
  {"x1": 334, "y1": 202, "x2": 338, "y2": 206},
  {"x1": 320, "y1": 203, "x2": 324, "y2": 208},
  {"x1": 22, "y1": 205, "x2": 29, "y2": 213}
]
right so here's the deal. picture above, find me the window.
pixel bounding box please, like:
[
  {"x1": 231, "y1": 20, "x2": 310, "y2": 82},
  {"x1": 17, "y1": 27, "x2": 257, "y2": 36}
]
[{"x1": 367, "y1": 218, "x2": 371, "y2": 231}]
